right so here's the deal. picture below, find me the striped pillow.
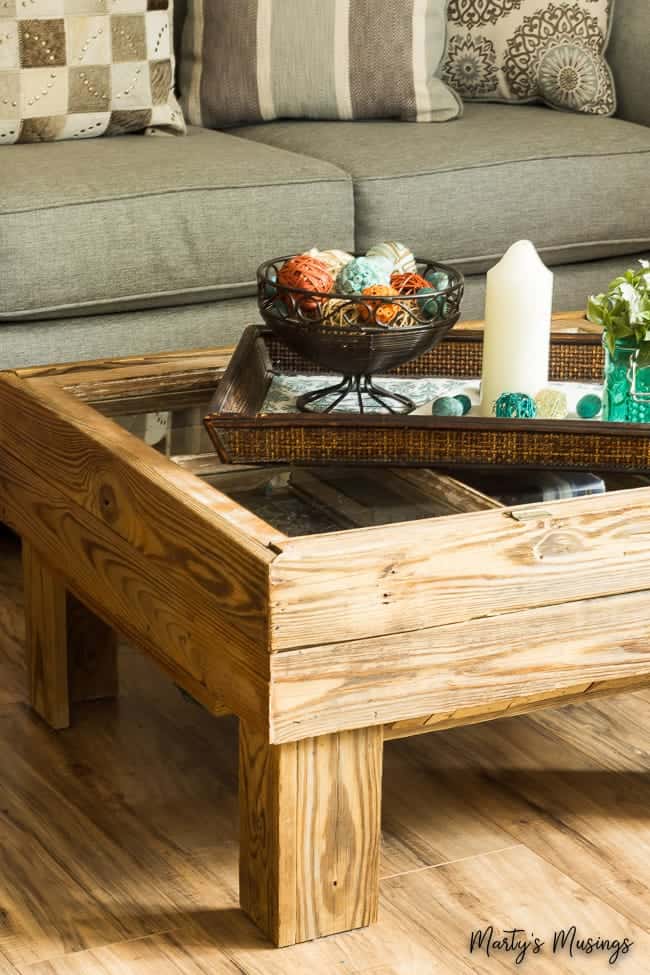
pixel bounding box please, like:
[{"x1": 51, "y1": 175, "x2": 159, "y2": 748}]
[{"x1": 180, "y1": 0, "x2": 462, "y2": 128}]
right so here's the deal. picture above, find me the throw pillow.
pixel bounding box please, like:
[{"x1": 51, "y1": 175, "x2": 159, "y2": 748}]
[
  {"x1": 442, "y1": 0, "x2": 616, "y2": 116},
  {"x1": 0, "y1": 0, "x2": 185, "y2": 145},
  {"x1": 180, "y1": 0, "x2": 462, "y2": 128}
]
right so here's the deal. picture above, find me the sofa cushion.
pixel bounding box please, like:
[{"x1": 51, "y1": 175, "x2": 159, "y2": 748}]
[
  {"x1": 0, "y1": 0, "x2": 184, "y2": 145},
  {"x1": 234, "y1": 103, "x2": 650, "y2": 274},
  {"x1": 179, "y1": 0, "x2": 460, "y2": 128},
  {"x1": 443, "y1": 0, "x2": 616, "y2": 116},
  {"x1": 0, "y1": 126, "x2": 353, "y2": 321}
]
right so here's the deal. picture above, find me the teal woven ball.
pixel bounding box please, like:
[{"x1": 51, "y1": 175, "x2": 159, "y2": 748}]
[
  {"x1": 416, "y1": 287, "x2": 439, "y2": 320},
  {"x1": 336, "y1": 257, "x2": 391, "y2": 295},
  {"x1": 433, "y1": 396, "x2": 464, "y2": 417},
  {"x1": 264, "y1": 266, "x2": 278, "y2": 297},
  {"x1": 494, "y1": 392, "x2": 537, "y2": 419},
  {"x1": 454, "y1": 394, "x2": 472, "y2": 415},
  {"x1": 425, "y1": 269, "x2": 450, "y2": 291},
  {"x1": 577, "y1": 393, "x2": 603, "y2": 419}
]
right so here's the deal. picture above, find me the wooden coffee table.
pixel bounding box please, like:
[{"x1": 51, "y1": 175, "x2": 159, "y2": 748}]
[{"x1": 3, "y1": 315, "x2": 650, "y2": 948}]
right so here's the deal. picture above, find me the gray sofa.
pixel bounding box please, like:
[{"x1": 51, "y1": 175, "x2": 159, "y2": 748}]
[{"x1": 1, "y1": 0, "x2": 648, "y2": 370}]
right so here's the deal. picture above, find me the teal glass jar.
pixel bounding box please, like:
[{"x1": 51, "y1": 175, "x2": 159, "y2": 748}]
[{"x1": 603, "y1": 338, "x2": 650, "y2": 422}]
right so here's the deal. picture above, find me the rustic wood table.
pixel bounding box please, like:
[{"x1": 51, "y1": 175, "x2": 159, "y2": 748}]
[{"x1": 3, "y1": 315, "x2": 650, "y2": 948}]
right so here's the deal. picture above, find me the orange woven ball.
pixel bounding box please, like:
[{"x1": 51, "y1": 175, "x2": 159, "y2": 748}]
[
  {"x1": 391, "y1": 272, "x2": 430, "y2": 295},
  {"x1": 278, "y1": 254, "x2": 334, "y2": 295},
  {"x1": 358, "y1": 284, "x2": 400, "y2": 325}
]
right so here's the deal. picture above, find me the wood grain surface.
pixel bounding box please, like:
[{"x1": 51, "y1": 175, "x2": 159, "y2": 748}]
[
  {"x1": 269, "y1": 587, "x2": 650, "y2": 741},
  {"x1": 23, "y1": 540, "x2": 70, "y2": 730},
  {"x1": 0, "y1": 447, "x2": 265, "y2": 725},
  {"x1": 2, "y1": 531, "x2": 650, "y2": 971},
  {"x1": 14, "y1": 349, "x2": 231, "y2": 416},
  {"x1": 270, "y1": 485, "x2": 650, "y2": 651},
  {"x1": 239, "y1": 721, "x2": 383, "y2": 946},
  {"x1": 23, "y1": 542, "x2": 118, "y2": 729}
]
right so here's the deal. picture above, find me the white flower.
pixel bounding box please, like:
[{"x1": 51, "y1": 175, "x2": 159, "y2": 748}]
[{"x1": 619, "y1": 282, "x2": 644, "y2": 323}]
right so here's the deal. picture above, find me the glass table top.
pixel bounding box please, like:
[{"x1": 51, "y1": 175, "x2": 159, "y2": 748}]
[{"x1": 107, "y1": 402, "x2": 650, "y2": 539}]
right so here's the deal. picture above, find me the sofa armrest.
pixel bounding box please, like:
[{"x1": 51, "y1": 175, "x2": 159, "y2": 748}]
[{"x1": 608, "y1": 0, "x2": 650, "y2": 127}]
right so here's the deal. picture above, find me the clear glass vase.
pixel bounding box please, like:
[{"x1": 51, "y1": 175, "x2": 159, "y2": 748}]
[{"x1": 603, "y1": 338, "x2": 650, "y2": 422}]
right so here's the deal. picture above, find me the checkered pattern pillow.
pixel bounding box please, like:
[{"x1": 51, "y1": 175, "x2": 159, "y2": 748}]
[{"x1": 0, "y1": 0, "x2": 184, "y2": 144}]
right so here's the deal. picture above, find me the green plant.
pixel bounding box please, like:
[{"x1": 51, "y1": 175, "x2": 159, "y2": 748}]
[{"x1": 588, "y1": 261, "x2": 650, "y2": 364}]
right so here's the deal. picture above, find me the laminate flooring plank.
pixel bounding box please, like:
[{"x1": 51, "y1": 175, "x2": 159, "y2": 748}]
[
  {"x1": 400, "y1": 711, "x2": 650, "y2": 933},
  {"x1": 381, "y1": 740, "x2": 517, "y2": 877},
  {"x1": 379, "y1": 844, "x2": 649, "y2": 973},
  {"x1": 19, "y1": 928, "x2": 240, "y2": 975}
]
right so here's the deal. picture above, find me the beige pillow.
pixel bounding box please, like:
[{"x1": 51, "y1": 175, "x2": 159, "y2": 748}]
[
  {"x1": 180, "y1": 0, "x2": 462, "y2": 128},
  {"x1": 0, "y1": 0, "x2": 184, "y2": 144},
  {"x1": 442, "y1": 0, "x2": 616, "y2": 115}
]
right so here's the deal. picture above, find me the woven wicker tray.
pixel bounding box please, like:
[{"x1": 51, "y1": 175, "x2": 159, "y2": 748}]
[{"x1": 204, "y1": 323, "x2": 650, "y2": 472}]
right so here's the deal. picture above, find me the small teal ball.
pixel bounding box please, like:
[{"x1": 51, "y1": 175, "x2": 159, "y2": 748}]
[
  {"x1": 416, "y1": 287, "x2": 439, "y2": 320},
  {"x1": 432, "y1": 395, "x2": 464, "y2": 417},
  {"x1": 269, "y1": 295, "x2": 287, "y2": 316},
  {"x1": 577, "y1": 393, "x2": 602, "y2": 419},
  {"x1": 454, "y1": 394, "x2": 472, "y2": 416},
  {"x1": 426, "y1": 269, "x2": 450, "y2": 291},
  {"x1": 494, "y1": 392, "x2": 537, "y2": 419},
  {"x1": 264, "y1": 266, "x2": 278, "y2": 298},
  {"x1": 336, "y1": 257, "x2": 392, "y2": 295}
]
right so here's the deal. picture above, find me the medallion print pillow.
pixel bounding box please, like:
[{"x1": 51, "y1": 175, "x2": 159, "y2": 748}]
[
  {"x1": 180, "y1": 0, "x2": 462, "y2": 128},
  {"x1": 0, "y1": 0, "x2": 185, "y2": 145},
  {"x1": 442, "y1": 0, "x2": 616, "y2": 115}
]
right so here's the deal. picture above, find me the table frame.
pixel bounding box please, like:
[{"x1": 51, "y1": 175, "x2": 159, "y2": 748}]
[{"x1": 3, "y1": 315, "x2": 650, "y2": 946}]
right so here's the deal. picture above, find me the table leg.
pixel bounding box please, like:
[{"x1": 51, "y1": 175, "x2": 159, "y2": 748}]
[
  {"x1": 23, "y1": 541, "x2": 118, "y2": 730},
  {"x1": 239, "y1": 720, "x2": 383, "y2": 947}
]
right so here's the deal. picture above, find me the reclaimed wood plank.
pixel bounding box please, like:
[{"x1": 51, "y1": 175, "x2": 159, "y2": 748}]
[
  {"x1": 0, "y1": 447, "x2": 267, "y2": 726},
  {"x1": 383, "y1": 674, "x2": 650, "y2": 740},
  {"x1": 270, "y1": 486, "x2": 650, "y2": 650},
  {"x1": 22, "y1": 541, "x2": 70, "y2": 729},
  {"x1": 0, "y1": 373, "x2": 277, "y2": 648},
  {"x1": 269, "y1": 588, "x2": 650, "y2": 742},
  {"x1": 239, "y1": 721, "x2": 383, "y2": 946},
  {"x1": 22, "y1": 544, "x2": 118, "y2": 729}
]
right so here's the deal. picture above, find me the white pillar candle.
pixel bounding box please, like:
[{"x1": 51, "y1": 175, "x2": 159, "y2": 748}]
[{"x1": 480, "y1": 240, "x2": 553, "y2": 416}]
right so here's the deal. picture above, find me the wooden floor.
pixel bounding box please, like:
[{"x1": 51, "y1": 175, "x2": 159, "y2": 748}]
[{"x1": 1, "y1": 529, "x2": 650, "y2": 973}]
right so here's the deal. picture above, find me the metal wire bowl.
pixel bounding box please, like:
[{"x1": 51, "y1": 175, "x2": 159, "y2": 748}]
[{"x1": 257, "y1": 254, "x2": 464, "y2": 413}]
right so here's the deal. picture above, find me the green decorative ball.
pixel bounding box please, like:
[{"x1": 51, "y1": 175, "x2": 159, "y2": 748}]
[
  {"x1": 454, "y1": 394, "x2": 472, "y2": 415},
  {"x1": 494, "y1": 392, "x2": 537, "y2": 419},
  {"x1": 264, "y1": 266, "x2": 278, "y2": 297},
  {"x1": 433, "y1": 395, "x2": 464, "y2": 417},
  {"x1": 426, "y1": 269, "x2": 450, "y2": 291},
  {"x1": 416, "y1": 287, "x2": 439, "y2": 320},
  {"x1": 577, "y1": 393, "x2": 603, "y2": 419}
]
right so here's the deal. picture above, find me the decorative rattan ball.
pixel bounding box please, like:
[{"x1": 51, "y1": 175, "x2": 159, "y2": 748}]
[
  {"x1": 494, "y1": 392, "x2": 537, "y2": 419},
  {"x1": 313, "y1": 249, "x2": 354, "y2": 275},
  {"x1": 391, "y1": 272, "x2": 431, "y2": 296},
  {"x1": 366, "y1": 241, "x2": 417, "y2": 275},
  {"x1": 321, "y1": 298, "x2": 361, "y2": 328},
  {"x1": 336, "y1": 257, "x2": 392, "y2": 295},
  {"x1": 535, "y1": 388, "x2": 568, "y2": 419},
  {"x1": 358, "y1": 285, "x2": 400, "y2": 325},
  {"x1": 278, "y1": 254, "x2": 334, "y2": 295},
  {"x1": 387, "y1": 305, "x2": 419, "y2": 328}
]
